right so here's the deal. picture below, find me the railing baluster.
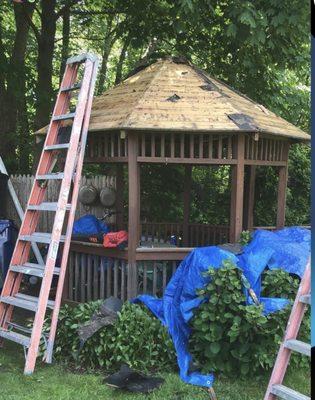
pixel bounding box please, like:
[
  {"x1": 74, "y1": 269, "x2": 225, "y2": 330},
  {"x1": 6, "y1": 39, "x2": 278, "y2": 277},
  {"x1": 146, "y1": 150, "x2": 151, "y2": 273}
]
[
  {"x1": 114, "y1": 259, "x2": 119, "y2": 298},
  {"x1": 190, "y1": 134, "x2": 194, "y2": 158},
  {"x1": 153, "y1": 262, "x2": 157, "y2": 296},
  {"x1": 199, "y1": 134, "x2": 203, "y2": 158},
  {"x1": 151, "y1": 132, "x2": 155, "y2": 157}
]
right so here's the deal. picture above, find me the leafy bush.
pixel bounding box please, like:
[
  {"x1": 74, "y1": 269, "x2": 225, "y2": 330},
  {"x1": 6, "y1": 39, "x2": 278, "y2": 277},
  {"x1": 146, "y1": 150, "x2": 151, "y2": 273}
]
[
  {"x1": 189, "y1": 260, "x2": 309, "y2": 377},
  {"x1": 43, "y1": 261, "x2": 309, "y2": 378},
  {"x1": 43, "y1": 302, "x2": 176, "y2": 372},
  {"x1": 239, "y1": 230, "x2": 251, "y2": 246}
]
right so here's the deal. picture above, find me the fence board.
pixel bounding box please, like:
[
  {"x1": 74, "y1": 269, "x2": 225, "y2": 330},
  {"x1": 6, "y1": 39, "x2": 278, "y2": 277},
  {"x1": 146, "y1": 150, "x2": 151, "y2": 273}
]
[{"x1": 7, "y1": 174, "x2": 116, "y2": 231}]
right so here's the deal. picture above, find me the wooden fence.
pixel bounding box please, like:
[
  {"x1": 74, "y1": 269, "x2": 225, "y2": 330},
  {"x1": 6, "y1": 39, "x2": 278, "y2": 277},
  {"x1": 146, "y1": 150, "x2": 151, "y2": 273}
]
[{"x1": 7, "y1": 174, "x2": 116, "y2": 231}]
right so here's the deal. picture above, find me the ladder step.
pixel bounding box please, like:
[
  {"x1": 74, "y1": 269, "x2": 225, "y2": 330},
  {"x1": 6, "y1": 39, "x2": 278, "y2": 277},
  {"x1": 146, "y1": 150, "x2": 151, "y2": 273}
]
[
  {"x1": 0, "y1": 293, "x2": 55, "y2": 312},
  {"x1": 271, "y1": 384, "x2": 310, "y2": 400},
  {"x1": 37, "y1": 173, "x2": 65, "y2": 180},
  {"x1": 44, "y1": 143, "x2": 70, "y2": 151},
  {"x1": 284, "y1": 339, "x2": 310, "y2": 356},
  {"x1": 28, "y1": 202, "x2": 71, "y2": 212},
  {"x1": 60, "y1": 83, "x2": 81, "y2": 92},
  {"x1": 19, "y1": 232, "x2": 66, "y2": 244},
  {"x1": 299, "y1": 294, "x2": 311, "y2": 305},
  {"x1": 10, "y1": 262, "x2": 60, "y2": 277},
  {"x1": 52, "y1": 112, "x2": 75, "y2": 121},
  {"x1": 66, "y1": 53, "x2": 97, "y2": 64},
  {"x1": 0, "y1": 327, "x2": 30, "y2": 348}
]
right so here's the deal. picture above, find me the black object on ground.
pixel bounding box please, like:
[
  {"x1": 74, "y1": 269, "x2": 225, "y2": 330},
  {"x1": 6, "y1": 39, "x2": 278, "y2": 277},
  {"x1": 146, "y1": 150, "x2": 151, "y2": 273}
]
[
  {"x1": 104, "y1": 364, "x2": 164, "y2": 393},
  {"x1": 78, "y1": 296, "x2": 123, "y2": 347}
]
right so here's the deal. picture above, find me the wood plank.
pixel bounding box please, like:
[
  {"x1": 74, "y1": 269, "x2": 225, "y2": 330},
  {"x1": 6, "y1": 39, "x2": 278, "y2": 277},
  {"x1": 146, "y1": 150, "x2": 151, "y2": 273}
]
[
  {"x1": 161, "y1": 132, "x2": 165, "y2": 157},
  {"x1": 127, "y1": 131, "x2": 140, "y2": 298},
  {"x1": 276, "y1": 165, "x2": 288, "y2": 229},
  {"x1": 229, "y1": 134, "x2": 245, "y2": 242},
  {"x1": 80, "y1": 254, "x2": 86, "y2": 302},
  {"x1": 218, "y1": 136, "x2": 222, "y2": 159},
  {"x1": 243, "y1": 165, "x2": 256, "y2": 230},
  {"x1": 113, "y1": 259, "x2": 119, "y2": 298},
  {"x1": 74, "y1": 252, "x2": 80, "y2": 302},
  {"x1": 116, "y1": 164, "x2": 124, "y2": 230},
  {"x1": 106, "y1": 258, "x2": 112, "y2": 297},
  {"x1": 87, "y1": 254, "x2": 92, "y2": 301},
  {"x1": 153, "y1": 262, "x2": 157, "y2": 295},
  {"x1": 183, "y1": 165, "x2": 192, "y2": 246},
  {"x1": 151, "y1": 132, "x2": 155, "y2": 157},
  {"x1": 199, "y1": 134, "x2": 204, "y2": 158},
  {"x1": 137, "y1": 156, "x2": 237, "y2": 164},
  {"x1": 93, "y1": 255, "x2": 99, "y2": 300}
]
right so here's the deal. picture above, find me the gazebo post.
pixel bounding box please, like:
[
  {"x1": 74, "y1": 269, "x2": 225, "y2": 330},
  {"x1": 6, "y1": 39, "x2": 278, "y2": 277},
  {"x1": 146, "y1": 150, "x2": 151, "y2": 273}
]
[
  {"x1": 230, "y1": 134, "x2": 245, "y2": 243},
  {"x1": 183, "y1": 165, "x2": 192, "y2": 246},
  {"x1": 276, "y1": 143, "x2": 289, "y2": 229},
  {"x1": 276, "y1": 167, "x2": 288, "y2": 229},
  {"x1": 127, "y1": 131, "x2": 140, "y2": 298},
  {"x1": 115, "y1": 164, "x2": 124, "y2": 230},
  {"x1": 243, "y1": 165, "x2": 256, "y2": 231}
]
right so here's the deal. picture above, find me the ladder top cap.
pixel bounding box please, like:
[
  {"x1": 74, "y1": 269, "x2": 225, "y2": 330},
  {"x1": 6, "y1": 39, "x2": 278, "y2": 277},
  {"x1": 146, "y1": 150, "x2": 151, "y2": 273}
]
[{"x1": 66, "y1": 53, "x2": 99, "y2": 65}]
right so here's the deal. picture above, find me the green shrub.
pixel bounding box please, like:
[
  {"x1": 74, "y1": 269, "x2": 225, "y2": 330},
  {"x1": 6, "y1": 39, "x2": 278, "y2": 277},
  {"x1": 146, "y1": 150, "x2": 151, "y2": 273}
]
[
  {"x1": 43, "y1": 261, "x2": 309, "y2": 378},
  {"x1": 42, "y1": 302, "x2": 176, "y2": 372},
  {"x1": 189, "y1": 260, "x2": 309, "y2": 377},
  {"x1": 239, "y1": 230, "x2": 251, "y2": 246}
]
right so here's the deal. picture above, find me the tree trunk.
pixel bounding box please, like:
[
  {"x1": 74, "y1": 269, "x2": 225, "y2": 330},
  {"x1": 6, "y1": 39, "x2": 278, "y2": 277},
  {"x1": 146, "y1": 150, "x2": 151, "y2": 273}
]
[
  {"x1": 59, "y1": 7, "x2": 70, "y2": 84},
  {"x1": 0, "y1": 3, "x2": 34, "y2": 173},
  {"x1": 97, "y1": 15, "x2": 115, "y2": 94},
  {"x1": 34, "y1": 0, "x2": 57, "y2": 131},
  {"x1": 115, "y1": 36, "x2": 131, "y2": 85}
]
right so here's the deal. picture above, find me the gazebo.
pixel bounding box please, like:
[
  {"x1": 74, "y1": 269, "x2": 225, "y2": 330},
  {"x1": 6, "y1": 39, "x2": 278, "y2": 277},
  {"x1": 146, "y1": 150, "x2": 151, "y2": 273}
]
[{"x1": 36, "y1": 57, "x2": 310, "y2": 302}]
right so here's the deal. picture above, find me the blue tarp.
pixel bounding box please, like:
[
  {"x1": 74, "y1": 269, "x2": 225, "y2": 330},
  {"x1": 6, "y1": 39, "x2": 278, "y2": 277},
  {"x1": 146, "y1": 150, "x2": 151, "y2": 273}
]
[
  {"x1": 134, "y1": 227, "x2": 310, "y2": 388},
  {"x1": 72, "y1": 214, "x2": 110, "y2": 236}
]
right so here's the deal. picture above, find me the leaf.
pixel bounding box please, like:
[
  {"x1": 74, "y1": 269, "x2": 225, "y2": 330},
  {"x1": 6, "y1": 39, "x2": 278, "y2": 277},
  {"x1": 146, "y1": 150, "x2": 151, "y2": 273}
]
[{"x1": 210, "y1": 342, "x2": 221, "y2": 354}]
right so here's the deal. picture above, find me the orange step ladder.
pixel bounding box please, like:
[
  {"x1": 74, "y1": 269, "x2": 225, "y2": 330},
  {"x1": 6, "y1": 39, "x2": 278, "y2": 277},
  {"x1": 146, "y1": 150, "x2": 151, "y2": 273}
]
[
  {"x1": 0, "y1": 53, "x2": 99, "y2": 375},
  {"x1": 264, "y1": 259, "x2": 311, "y2": 400}
]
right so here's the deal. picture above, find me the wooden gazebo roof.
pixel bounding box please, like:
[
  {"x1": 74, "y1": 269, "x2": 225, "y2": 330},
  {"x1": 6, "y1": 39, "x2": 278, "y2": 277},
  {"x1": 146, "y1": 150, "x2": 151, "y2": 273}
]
[{"x1": 37, "y1": 58, "x2": 309, "y2": 141}]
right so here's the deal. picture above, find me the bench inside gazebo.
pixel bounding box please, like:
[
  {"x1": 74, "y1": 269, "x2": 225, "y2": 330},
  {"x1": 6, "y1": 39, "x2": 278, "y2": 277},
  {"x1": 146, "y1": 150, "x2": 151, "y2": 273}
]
[{"x1": 36, "y1": 57, "x2": 310, "y2": 303}]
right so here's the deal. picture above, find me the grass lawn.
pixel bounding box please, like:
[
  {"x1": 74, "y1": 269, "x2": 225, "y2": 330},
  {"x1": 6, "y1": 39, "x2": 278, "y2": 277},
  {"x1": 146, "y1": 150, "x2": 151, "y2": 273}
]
[{"x1": 0, "y1": 342, "x2": 310, "y2": 400}]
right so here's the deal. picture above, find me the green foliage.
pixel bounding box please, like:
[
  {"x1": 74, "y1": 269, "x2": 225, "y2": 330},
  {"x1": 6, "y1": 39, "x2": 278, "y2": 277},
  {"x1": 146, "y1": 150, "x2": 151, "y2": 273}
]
[
  {"x1": 239, "y1": 230, "x2": 251, "y2": 246},
  {"x1": 190, "y1": 260, "x2": 310, "y2": 377},
  {"x1": 42, "y1": 302, "x2": 176, "y2": 372}
]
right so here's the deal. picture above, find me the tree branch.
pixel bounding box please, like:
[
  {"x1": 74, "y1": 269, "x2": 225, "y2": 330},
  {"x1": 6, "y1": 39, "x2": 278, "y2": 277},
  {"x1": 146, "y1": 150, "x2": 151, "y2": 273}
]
[
  {"x1": 22, "y1": 5, "x2": 40, "y2": 43},
  {"x1": 55, "y1": 0, "x2": 81, "y2": 20}
]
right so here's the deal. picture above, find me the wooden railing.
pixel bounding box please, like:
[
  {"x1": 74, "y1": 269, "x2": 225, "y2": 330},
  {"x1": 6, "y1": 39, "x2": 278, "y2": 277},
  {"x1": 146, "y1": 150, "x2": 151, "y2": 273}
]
[
  {"x1": 66, "y1": 249, "x2": 128, "y2": 303},
  {"x1": 140, "y1": 222, "x2": 229, "y2": 247}
]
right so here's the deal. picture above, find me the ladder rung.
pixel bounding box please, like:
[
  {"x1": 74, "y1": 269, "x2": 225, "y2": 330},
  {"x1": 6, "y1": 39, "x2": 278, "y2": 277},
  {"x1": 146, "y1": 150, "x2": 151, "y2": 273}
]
[
  {"x1": 19, "y1": 232, "x2": 66, "y2": 244},
  {"x1": 284, "y1": 339, "x2": 310, "y2": 356},
  {"x1": 8, "y1": 322, "x2": 32, "y2": 335},
  {"x1": 60, "y1": 83, "x2": 81, "y2": 92},
  {"x1": 0, "y1": 293, "x2": 55, "y2": 312},
  {"x1": 10, "y1": 262, "x2": 60, "y2": 277},
  {"x1": 28, "y1": 202, "x2": 71, "y2": 212},
  {"x1": 37, "y1": 173, "x2": 65, "y2": 180},
  {"x1": 299, "y1": 294, "x2": 311, "y2": 305},
  {"x1": 0, "y1": 327, "x2": 30, "y2": 348},
  {"x1": 271, "y1": 384, "x2": 310, "y2": 400},
  {"x1": 66, "y1": 53, "x2": 97, "y2": 64},
  {"x1": 52, "y1": 112, "x2": 75, "y2": 121},
  {"x1": 44, "y1": 143, "x2": 70, "y2": 151}
]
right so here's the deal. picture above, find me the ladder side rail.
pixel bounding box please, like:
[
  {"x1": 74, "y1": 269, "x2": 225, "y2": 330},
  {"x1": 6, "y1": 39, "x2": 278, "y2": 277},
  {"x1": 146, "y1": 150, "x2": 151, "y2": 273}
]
[
  {"x1": 0, "y1": 65, "x2": 78, "y2": 331},
  {"x1": 24, "y1": 59, "x2": 95, "y2": 375},
  {"x1": 44, "y1": 58, "x2": 99, "y2": 363},
  {"x1": 264, "y1": 259, "x2": 310, "y2": 400}
]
